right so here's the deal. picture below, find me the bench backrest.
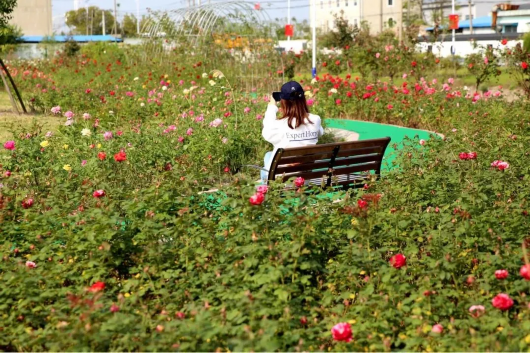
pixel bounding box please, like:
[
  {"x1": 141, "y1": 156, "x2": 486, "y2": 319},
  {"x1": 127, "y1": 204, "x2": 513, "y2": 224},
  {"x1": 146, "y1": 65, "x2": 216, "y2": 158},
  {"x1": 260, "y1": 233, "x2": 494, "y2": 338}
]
[{"x1": 267, "y1": 137, "x2": 391, "y2": 189}]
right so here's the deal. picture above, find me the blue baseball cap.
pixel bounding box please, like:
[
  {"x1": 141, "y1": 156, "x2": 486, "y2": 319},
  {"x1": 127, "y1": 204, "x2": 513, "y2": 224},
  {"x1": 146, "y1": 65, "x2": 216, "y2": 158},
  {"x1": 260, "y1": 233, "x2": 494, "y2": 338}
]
[{"x1": 273, "y1": 81, "x2": 304, "y2": 102}]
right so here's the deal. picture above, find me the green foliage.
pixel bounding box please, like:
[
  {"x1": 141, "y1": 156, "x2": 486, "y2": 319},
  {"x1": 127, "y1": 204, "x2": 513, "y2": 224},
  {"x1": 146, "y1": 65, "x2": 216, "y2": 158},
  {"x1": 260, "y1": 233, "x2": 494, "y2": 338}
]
[
  {"x1": 0, "y1": 0, "x2": 17, "y2": 28},
  {"x1": 63, "y1": 38, "x2": 81, "y2": 57},
  {"x1": 2, "y1": 48, "x2": 530, "y2": 351},
  {"x1": 320, "y1": 11, "x2": 359, "y2": 49},
  {"x1": 0, "y1": 24, "x2": 22, "y2": 53},
  {"x1": 465, "y1": 45, "x2": 501, "y2": 91},
  {"x1": 66, "y1": 6, "x2": 119, "y2": 35}
]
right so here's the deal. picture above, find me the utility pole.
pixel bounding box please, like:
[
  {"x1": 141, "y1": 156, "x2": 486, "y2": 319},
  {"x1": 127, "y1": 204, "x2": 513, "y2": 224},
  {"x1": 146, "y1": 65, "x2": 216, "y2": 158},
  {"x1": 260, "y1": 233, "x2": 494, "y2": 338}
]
[
  {"x1": 468, "y1": 0, "x2": 473, "y2": 34},
  {"x1": 288, "y1": 0, "x2": 291, "y2": 41},
  {"x1": 311, "y1": 0, "x2": 316, "y2": 78},
  {"x1": 102, "y1": 10, "x2": 106, "y2": 35},
  {"x1": 86, "y1": 5, "x2": 89, "y2": 35},
  {"x1": 380, "y1": 0, "x2": 383, "y2": 33},
  {"x1": 113, "y1": 0, "x2": 118, "y2": 36},
  {"x1": 136, "y1": 0, "x2": 140, "y2": 34},
  {"x1": 399, "y1": 0, "x2": 403, "y2": 41}
]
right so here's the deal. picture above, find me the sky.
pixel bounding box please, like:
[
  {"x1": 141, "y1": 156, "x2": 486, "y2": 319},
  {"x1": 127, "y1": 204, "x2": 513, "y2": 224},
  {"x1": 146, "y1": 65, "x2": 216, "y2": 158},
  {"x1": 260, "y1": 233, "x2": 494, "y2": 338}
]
[{"x1": 51, "y1": 0, "x2": 311, "y2": 31}]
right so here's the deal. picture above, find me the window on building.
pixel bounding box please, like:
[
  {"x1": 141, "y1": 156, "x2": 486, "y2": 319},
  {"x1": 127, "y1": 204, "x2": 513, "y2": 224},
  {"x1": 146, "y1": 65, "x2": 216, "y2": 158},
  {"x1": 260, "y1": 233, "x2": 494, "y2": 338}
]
[
  {"x1": 388, "y1": 17, "x2": 395, "y2": 27},
  {"x1": 354, "y1": 18, "x2": 358, "y2": 26},
  {"x1": 321, "y1": 0, "x2": 323, "y2": 8},
  {"x1": 345, "y1": 0, "x2": 348, "y2": 6},
  {"x1": 504, "y1": 25, "x2": 517, "y2": 33},
  {"x1": 388, "y1": 0, "x2": 393, "y2": 6},
  {"x1": 427, "y1": 45, "x2": 433, "y2": 53}
]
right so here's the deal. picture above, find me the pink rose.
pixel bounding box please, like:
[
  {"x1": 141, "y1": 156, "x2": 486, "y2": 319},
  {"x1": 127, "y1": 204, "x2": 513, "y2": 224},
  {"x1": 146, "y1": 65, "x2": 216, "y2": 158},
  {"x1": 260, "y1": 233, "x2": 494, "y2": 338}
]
[
  {"x1": 249, "y1": 192, "x2": 265, "y2": 205},
  {"x1": 3, "y1": 141, "x2": 15, "y2": 150},
  {"x1": 25, "y1": 261, "x2": 36, "y2": 268},
  {"x1": 243, "y1": 107, "x2": 251, "y2": 113},
  {"x1": 390, "y1": 254, "x2": 406, "y2": 269},
  {"x1": 294, "y1": 177, "x2": 305, "y2": 188},
  {"x1": 492, "y1": 293, "x2": 513, "y2": 311},
  {"x1": 495, "y1": 269, "x2": 508, "y2": 279},
  {"x1": 419, "y1": 139, "x2": 426, "y2": 146},
  {"x1": 50, "y1": 106, "x2": 61, "y2": 114},
  {"x1": 431, "y1": 324, "x2": 443, "y2": 333},
  {"x1": 186, "y1": 128, "x2": 193, "y2": 136},
  {"x1": 110, "y1": 304, "x2": 120, "y2": 313},
  {"x1": 103, "y1": 131, "x2": 113, "y2": 141},
  {"x1": 64, "y1": 111, "x2": 74, "y2": 119},
  {"x1": 331, "y1": 322, "x2": 352, "y2": 342},
  {"x1": 257, "y1": 185, "x2": 268, "y2": 194},
  {"x1": 469, "y1": 305, "x2": 485, "y2": 317},
  {"x1": 497, "y1": 161, "x2": 509, "y2": 171},
  {"x1": 467, "y1": 152, "x2": 477, "y2": 160}
]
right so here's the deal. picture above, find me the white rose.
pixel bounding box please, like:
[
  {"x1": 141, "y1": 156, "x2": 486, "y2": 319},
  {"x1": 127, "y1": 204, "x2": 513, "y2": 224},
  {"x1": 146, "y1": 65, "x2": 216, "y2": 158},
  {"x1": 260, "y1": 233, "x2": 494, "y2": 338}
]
[
  {"x1": 183, "y1": 89, "x2": 190, "y2": 95},
  {"x1": 202, "y1": 73, "x2": 208, "y2": 78},
  {"x1": 209, "y1": 80, "x2": 216, "y2": 86},
  {"x1": 134, "y1": 77, "x2": 139, "y2": 81},
  {"x1": 81, "y1": 128, "x2": 92, "y2": 137}
]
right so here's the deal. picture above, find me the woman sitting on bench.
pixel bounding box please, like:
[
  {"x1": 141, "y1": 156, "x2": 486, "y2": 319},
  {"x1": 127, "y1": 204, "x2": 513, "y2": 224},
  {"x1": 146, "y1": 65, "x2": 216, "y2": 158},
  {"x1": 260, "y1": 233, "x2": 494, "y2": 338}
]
[{"x1": 261, "y1": 81, "x2": 324, "y2": 182}]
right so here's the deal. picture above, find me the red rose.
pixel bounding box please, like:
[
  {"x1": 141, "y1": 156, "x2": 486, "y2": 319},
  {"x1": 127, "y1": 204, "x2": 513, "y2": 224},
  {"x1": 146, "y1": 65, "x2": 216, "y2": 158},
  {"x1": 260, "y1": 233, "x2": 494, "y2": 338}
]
[
  {"x1": 411, "y1": 61, "x2": 417, "y2": 67},
  {"x1": 491, "y1": 293, "x2": 513, "y2": 311},
  {"x1": 390, "y1": 254, "x2": 406, "y2": 269},
  {"x1": 467, "y1": 152, "x2": 477, "y2": 160},
  {"x1": 501, "y1": 38, "x2": 508, "y2": 45},
  {"x1": 357, "y1": 199, "x2": 368, "y2": 209},
  {"x1": 22, "y1": 198, "x2": 34, "y2": 209},
  {"x1": 522, "y1": 62, "x2": 528, "y2": 70},
  {"x1": 520, "y1": 264, "x2": 530, "y2": 280},
  {"x1": 249, "y1": 192, "x2": 265, "y2": 205},
  {"x1": 346, "y1": 91, "x2": 352, "y2": 97},
  {"x1": 89, "y1": 281, "x2": 105, "y2": 292},
  {"x1": 335, "y1": 60, "x2": 340, "y2": 66},
  {"x1": 85, "y1": 88, "x2": 92, "y2": 94},
  {"x1": 495, "y1": 269, "x2": 508, "y2": 279},
  {"x1": 335, "y1": 99, "x2": 342, "y2": 105},
  {"x1": 93, "y1": 189, "x2": 105, "y2": 198},
  {"x1": 322, "y1": 62, "x2": 327, "y2": 67},
  {"x1": 97, "y1": 152, "x2": 106, "y2": 161},
  {"x1": 176, "y1": 311, "x2": 186, "y2": 319},
  {"x1": 110, "y1": 304, "x2": 120, "y2": 313},
  {"x1": 224, "y1": 166, "x2": 230, "y2": 173},
  {"x1": 468, "y1": 63, "x2": 473, "y2": 69},
  {"x1": 459, "y1": 152, "x2": 468, "y2": 160},
  {"x1": 114, "y1": 151, "x2": 127, "y2": 162}
]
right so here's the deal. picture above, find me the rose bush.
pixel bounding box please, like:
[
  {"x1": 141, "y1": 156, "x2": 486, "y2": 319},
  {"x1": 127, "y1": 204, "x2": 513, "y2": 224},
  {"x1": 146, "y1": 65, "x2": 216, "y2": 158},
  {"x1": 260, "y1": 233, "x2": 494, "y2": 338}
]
[{"x1": 1, "y1": 46, "x2": 530, "y2": 351}]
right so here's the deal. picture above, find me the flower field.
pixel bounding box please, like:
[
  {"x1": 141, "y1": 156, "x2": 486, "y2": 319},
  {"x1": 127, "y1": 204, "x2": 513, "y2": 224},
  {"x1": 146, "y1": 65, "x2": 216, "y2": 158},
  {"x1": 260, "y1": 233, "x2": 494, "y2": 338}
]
[{"x1": 1, "y1": 43, "x2": 530, "y2": 351}]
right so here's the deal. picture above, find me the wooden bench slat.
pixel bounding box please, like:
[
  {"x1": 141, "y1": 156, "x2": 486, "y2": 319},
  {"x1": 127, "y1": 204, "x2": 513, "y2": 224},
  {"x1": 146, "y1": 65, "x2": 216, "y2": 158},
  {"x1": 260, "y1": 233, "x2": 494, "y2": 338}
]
[
  {"x1": 275, "y1": 154, "x2": 382, "y2": 174},
  {"x1": 332, "y1": 162, "x2": 380, "y2": 176}
]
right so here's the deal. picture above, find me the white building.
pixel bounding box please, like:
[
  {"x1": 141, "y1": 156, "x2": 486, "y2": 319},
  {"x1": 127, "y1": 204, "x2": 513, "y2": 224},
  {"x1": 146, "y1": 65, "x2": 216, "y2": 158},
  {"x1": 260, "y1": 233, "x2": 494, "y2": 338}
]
[{"x1": 309, "y1": 0, "x2": 362, "y2": 32}]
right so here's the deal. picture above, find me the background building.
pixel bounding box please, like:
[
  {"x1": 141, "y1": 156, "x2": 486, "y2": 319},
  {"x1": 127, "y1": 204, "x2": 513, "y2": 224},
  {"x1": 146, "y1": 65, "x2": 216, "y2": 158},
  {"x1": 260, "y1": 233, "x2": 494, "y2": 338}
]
[
  {"x1": 10, "y1": 0, "x2": 53, "y2": 36},
  {"x1": 309, "y1": 0, "x2": 403, "y2": 36}
]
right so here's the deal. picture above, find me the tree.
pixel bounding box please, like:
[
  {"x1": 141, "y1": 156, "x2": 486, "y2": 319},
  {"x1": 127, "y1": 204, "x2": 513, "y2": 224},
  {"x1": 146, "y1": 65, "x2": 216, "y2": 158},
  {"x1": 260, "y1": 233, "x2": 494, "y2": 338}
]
[
  {"x1": 65, "y1": 6, "x2": 119, "y2": 35},
  {"x1": 0, "y1": 0, "x2": 17, "y2": 28},
  {"x1": 320, "y1": 11, "x2": 358, "y2": 49}
]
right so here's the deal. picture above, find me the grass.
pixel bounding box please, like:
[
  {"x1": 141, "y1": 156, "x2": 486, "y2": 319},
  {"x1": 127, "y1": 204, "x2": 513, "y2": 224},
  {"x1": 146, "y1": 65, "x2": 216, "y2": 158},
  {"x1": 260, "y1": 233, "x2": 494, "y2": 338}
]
[{"x1": 0, "y1": 91, "x2": 60, "y2": 141}]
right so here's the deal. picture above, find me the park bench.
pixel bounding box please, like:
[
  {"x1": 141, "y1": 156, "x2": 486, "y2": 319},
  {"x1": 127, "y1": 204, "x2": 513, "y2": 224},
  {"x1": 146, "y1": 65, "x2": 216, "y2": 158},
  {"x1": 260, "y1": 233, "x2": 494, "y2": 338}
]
[{"x1": 265, "y1": 137, "x2": 391, "y2": 190}]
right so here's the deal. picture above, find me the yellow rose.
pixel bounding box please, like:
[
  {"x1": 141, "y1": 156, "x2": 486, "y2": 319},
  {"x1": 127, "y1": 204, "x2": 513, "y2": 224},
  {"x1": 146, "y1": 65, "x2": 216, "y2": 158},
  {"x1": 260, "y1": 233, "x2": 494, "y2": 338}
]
[
  {"x1": 63, "y1": 164, "x2": 72, "y2": 171},
  {"x1": 40, "y1": 140, "x2": 49, "y2": 148},
  {"x1": 97, "y1": 143, "x2": 102, "y2": 149},
  {"x1": 63, "y1": 144, "x2": 68, "y2": 150},
  {"x1": 351, "y1": 218, "x2": 359, "y2": 226}
]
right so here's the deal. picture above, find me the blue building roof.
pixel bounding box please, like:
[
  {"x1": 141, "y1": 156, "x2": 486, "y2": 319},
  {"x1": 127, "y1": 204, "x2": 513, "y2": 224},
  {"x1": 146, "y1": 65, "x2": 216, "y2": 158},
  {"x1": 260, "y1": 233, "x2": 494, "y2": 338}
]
[
  {"x1": 21, "y1": 35, "x2": 123, "y2": 43},
  {"x1": 426, "y1": 16, "x2": 494, "y2": 31}
]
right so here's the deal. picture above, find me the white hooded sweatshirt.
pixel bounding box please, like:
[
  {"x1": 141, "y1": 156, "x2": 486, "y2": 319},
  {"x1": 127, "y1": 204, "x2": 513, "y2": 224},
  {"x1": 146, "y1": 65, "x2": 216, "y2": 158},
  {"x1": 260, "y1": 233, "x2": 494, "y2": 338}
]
[{"x1": 262, "y1": 104, "x2": 324, "y2": 170}]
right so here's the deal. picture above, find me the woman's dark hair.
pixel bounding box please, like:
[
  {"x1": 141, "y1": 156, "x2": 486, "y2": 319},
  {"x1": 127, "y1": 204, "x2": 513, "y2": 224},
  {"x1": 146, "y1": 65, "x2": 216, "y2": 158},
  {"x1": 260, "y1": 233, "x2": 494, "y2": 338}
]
[{"x1": 280, "y1": 96, "x2": 312, "y2": 129}]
